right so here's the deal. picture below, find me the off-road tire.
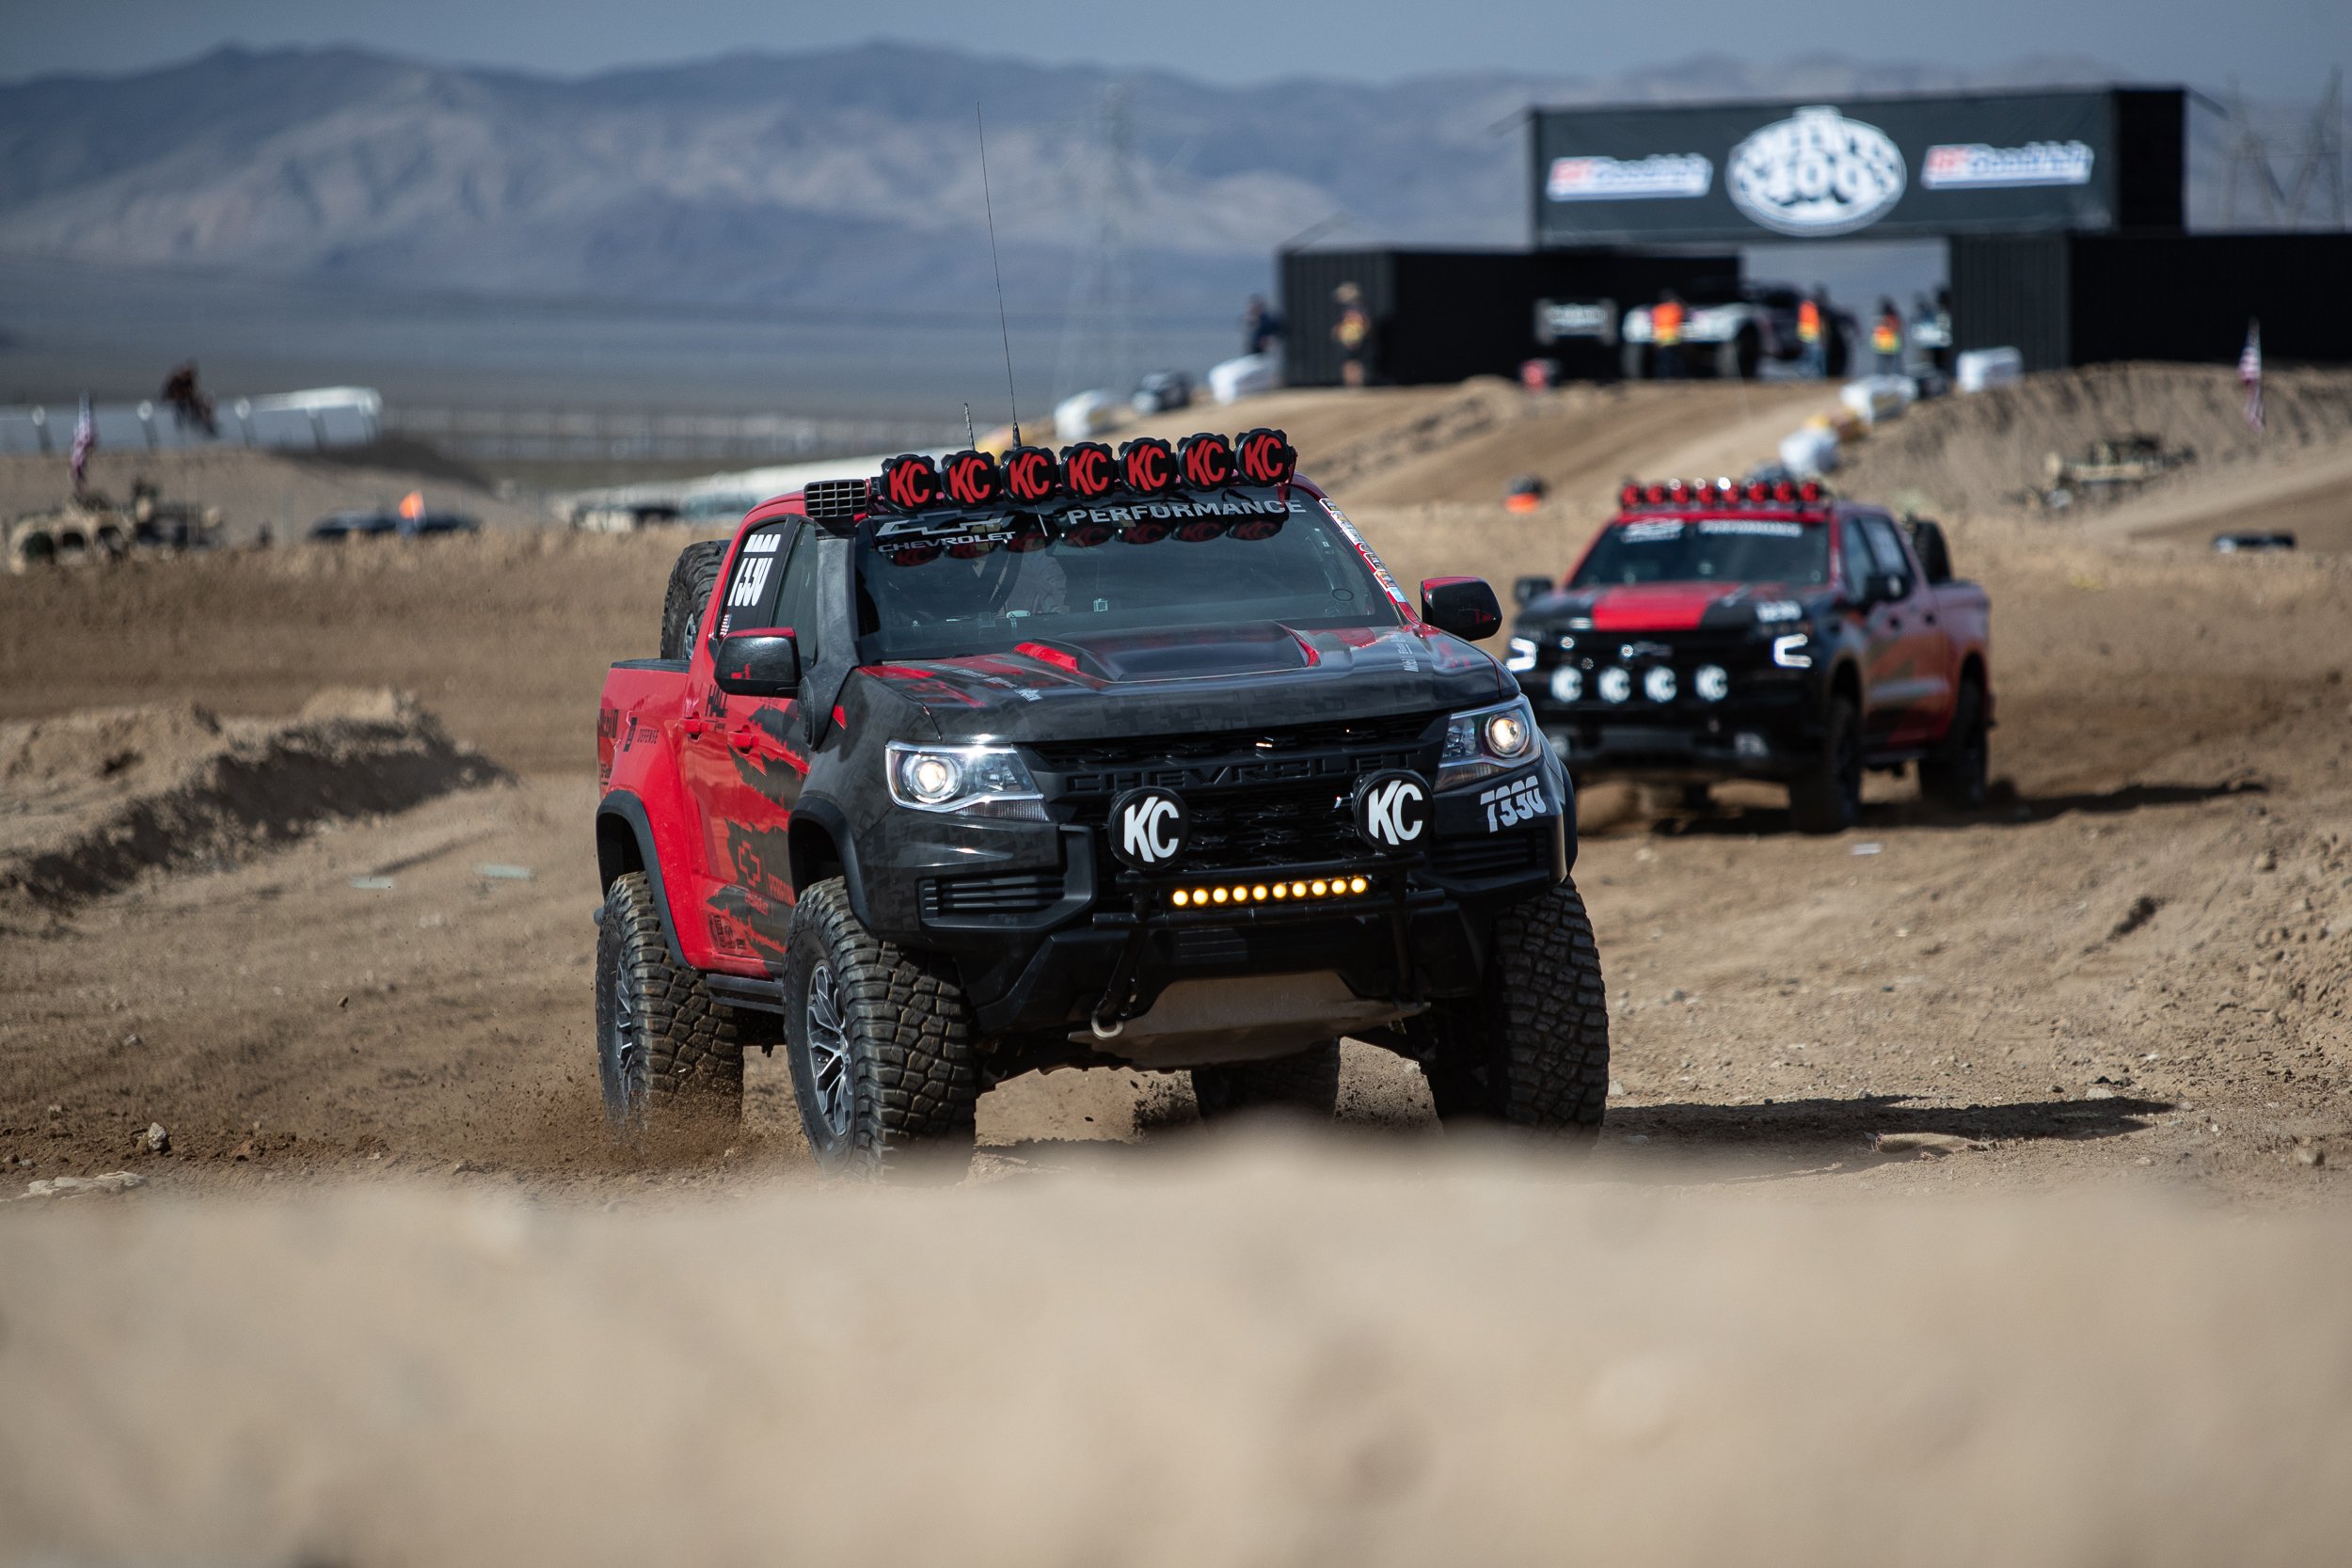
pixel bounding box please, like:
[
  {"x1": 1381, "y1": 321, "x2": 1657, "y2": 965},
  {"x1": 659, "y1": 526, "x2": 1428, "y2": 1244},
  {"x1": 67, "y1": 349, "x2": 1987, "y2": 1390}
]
[
  {"x1": 595, "y1": 871, "x2": 743, "y2": 1135},
  {"x1": 1920, "y1": 675, "x2": 1990, "y2": 811},
  {"x1": 782, "y1": 879, "x2": 977, "y2": 1179},
  {"x1": 1424, "y1": 880, "x2": 1610, "y2": 1136},
  {"x1": 1192, "y1": 1041, "x2": 1343, "y2": 1121},
  {"x1": 659, "y1": 539, "x2": 728, "y2": 662},
  {"x1": 1788, "y1": 694, "x2": 1863, "y2": 834}
]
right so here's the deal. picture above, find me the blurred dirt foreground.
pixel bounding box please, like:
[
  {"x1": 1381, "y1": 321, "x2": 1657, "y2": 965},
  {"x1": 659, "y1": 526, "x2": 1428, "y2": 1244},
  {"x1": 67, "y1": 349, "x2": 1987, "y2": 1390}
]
[{"x1": 5, "y1": 1141, "x2": 2351, "y2": 1566}]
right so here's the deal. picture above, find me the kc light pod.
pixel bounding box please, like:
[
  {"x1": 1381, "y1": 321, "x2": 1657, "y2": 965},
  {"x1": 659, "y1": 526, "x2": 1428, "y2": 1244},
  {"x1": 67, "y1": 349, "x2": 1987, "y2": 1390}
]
[
  {"x1": 1643, "y1": 666, "x2": 1678, "y2": 704},
  {"x1": 1695, "y1": 664, "x2": 1730, "y2": 702},
  {"x1": 1597, "y1": 666, "x2": 1633, "y2": 704}
]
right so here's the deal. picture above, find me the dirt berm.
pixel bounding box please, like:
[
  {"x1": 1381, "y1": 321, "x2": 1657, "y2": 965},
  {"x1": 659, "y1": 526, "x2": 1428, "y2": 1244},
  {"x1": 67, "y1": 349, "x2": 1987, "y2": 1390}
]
[
  {"x1": 6, "y1": 1152, "x2": 2351, "y2": 1566},
  {"x1": 1, "y1": 689, "x2": 504, "y2": 916}
]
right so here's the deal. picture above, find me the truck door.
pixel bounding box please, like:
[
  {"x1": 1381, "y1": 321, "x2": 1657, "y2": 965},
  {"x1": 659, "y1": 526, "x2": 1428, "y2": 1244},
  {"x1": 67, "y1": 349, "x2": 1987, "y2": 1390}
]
[
  {"x1": 1856, "y1": 513, "x2": 1952, "y2": 745},
  {"x1": 680, "y1": 517, "x2": 815, "y2": 973},
  {"x1": 1838, "y1": 515, "x2": 1907, "y2": 748}
]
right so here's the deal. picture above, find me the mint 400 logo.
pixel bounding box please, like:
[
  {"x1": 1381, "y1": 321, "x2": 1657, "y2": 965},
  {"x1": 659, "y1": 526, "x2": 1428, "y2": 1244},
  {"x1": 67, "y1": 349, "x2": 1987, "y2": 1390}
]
[
  {"x1": 1728, "y1": 106, "x2": 1906, "y2": 236},
  {"x1": 1478, "y1": 773, "x2": 1552, "y2": 833}
]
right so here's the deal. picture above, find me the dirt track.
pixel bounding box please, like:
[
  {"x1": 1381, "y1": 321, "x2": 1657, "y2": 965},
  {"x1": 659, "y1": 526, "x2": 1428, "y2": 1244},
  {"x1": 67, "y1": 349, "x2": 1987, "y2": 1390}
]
[
  {"x1": 7, "y1": 370, "x2": 2352, "y2": 1560},
  {"x1": 4, "y1": 372, "x2": 2349, "y2": 1197}
]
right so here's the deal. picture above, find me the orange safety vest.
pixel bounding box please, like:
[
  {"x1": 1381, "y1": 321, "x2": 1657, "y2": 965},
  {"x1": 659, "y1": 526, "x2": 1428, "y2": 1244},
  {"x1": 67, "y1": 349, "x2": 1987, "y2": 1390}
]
[
  {"x1": 1652, "y1": 300, "x2": 1684, "y2": 346},
  {"x1": 1872, "y1": 314, "x2": 1901, "y2": 355},
  {"x1": 1797, "y1": 300, "x2": 1822, "y2": 342}
]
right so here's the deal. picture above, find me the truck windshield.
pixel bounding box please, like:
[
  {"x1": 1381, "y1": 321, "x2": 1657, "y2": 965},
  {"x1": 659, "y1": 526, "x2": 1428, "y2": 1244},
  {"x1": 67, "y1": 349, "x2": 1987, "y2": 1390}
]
[
  {"x1": 854, "y1": 498, "x2": 1402, "y2": 661},
  {"x1": 1569, "y1": 516, "x2": 1830, "y2": 588}
]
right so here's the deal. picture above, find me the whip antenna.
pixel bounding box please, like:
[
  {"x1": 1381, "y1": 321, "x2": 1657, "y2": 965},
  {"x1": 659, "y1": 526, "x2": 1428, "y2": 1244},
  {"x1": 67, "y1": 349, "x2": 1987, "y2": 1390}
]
[{"x1": 977, "y1": 103, "x2": 1022, "y2": 446}]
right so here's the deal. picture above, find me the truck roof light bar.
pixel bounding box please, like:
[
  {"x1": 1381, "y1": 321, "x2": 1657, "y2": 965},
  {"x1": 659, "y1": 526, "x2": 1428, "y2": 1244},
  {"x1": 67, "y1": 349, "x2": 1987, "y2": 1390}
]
[{"x1": 863, "y1": 429, "x2": 1293, "y2": 516}]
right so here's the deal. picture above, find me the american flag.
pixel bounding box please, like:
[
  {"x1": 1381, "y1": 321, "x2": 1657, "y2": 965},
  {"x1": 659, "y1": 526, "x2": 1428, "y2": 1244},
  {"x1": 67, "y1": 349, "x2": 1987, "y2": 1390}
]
[
  {"x1": 69, "y1": 393, "x2": 96, "y2": 491},
  {"x1": 2239, "y1": 320, "x2": 2263, "y2": 433}
]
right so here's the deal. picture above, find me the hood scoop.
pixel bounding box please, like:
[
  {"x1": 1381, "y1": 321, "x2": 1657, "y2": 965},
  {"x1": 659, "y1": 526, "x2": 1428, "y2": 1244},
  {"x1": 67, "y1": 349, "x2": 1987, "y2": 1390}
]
[{"x1": 1016, "y1": 623, "x2": 1317, "y2": 684}]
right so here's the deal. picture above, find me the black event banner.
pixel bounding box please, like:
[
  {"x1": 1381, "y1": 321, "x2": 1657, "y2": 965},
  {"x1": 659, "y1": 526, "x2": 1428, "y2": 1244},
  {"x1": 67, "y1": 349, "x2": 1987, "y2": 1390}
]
[{"x1": 1532, "y1": 90, "x2": 2141, "y2": 245}]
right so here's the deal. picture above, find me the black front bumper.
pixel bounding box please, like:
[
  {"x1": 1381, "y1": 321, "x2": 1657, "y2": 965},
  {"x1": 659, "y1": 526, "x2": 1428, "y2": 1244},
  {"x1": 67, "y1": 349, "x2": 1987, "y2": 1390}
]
[
  {"x1": 904, "y1": 819, "x2": 1560, "y2": 1037},
  {"x1": 1538, "y1": 690, "x2": 1819, "y2": 781}
]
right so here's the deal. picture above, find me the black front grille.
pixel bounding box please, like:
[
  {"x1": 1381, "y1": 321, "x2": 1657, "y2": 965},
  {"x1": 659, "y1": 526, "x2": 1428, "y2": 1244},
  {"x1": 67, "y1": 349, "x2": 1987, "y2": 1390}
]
[
  {"x1": 1431, "y1": 832, "x2": 1550, "y2": 880},
  {"x1": 921, "y1": 870, "x2": 1063, "y2": 917},
  {"x1": 1037, "y1": 714, "x2": 1442, "y2": 874}
]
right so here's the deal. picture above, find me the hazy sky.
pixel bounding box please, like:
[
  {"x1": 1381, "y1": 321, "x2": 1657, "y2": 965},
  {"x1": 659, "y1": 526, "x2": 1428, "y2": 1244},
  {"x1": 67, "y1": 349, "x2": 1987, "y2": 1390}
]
[{"x1": 3, "y1": 0, "x2": 2343, "y2": 94}]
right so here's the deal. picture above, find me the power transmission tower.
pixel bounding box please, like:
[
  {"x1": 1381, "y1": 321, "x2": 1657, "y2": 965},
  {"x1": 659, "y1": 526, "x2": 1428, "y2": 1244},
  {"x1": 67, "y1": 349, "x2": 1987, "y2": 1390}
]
[
  {"x1": 1055, "y1": 84, "x2": 1142, "y2": 406},
  {"x1": 2222, "y1": 70, "x2": 2346, "y2": 230}
]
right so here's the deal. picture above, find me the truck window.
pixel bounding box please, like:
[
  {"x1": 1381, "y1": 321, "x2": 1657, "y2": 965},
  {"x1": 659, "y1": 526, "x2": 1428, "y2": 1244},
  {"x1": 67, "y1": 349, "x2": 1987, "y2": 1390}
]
[
  {"x1": 1570, "y1": 516, "x2": 1828, "y2": 588},
  {"x1": 774, "y1": 525, "x2": 821, "y2": 664},
  {"x1": 718, "y1": 521, "x2": 792, "y2": 638},
  {"x1": 1838, "y1": 518, "x2": 1874, "y2": 601},
  {"x1": 1857, "y1": 515, "x2": 1915, "y2": 598},
  {"x1": 852, "y1": 499, "x2": 1400, "y2": 662}
]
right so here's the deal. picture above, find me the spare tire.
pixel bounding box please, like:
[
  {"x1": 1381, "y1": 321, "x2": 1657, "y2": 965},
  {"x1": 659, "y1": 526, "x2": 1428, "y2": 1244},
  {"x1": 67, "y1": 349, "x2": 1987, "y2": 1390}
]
[{"x1": 659, "y1": 539, "x2": 728, "y2": 662}]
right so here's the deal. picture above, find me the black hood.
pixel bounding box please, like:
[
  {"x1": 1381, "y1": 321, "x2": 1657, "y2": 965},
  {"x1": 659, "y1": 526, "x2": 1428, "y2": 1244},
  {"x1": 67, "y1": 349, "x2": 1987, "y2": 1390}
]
[{"x1": 850, "y1": 620, "x2": 1511, "y2": 742}]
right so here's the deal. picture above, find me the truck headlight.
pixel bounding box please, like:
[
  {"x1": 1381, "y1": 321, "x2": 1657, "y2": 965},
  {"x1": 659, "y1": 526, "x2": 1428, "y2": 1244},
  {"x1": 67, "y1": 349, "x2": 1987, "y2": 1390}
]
[
  {"x1": 1772, "y1": 634, "x2": 1814, "y2": 670},
  {"x1": 1439, "y1": 696, "x2": 1539, "y2": 788},
  {"x1": 1505, "y1": 636, "x2": 1538, "y2": 673},
  {"x1": 886, "y1": 742, "x2": 1045, "y2": 818},
  {"x1": 1695, "y1": 664, "x2": 1729, "y2": 702},
  {"x1": 1643, "y1": 667, "x2": 1677, "y2": 703}
]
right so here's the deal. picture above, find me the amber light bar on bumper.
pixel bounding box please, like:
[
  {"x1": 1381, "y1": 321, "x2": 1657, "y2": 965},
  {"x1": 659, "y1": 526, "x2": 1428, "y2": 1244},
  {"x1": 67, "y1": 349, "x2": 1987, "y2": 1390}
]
[{"x1": 1168, "y1": 876, "x2": 1373, "y2": 910}]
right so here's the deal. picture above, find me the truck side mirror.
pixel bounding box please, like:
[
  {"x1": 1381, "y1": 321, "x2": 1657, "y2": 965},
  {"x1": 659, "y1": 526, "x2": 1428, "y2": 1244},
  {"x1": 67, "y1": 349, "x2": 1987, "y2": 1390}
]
[
  {"x1": 712, "y1": 630, "x2": 801, "y2": 697},
  {"x1": 1420, "y1": 577, "x2": 1502, "y2": 641},
  {"x1": 1512, "y1": 574, "x2": 1553, "y2": 607}
]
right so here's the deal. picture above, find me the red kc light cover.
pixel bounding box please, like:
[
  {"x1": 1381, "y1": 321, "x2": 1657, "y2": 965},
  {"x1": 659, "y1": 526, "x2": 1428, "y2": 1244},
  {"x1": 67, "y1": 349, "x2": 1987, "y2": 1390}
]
[
  {"x1": 1061, "y1": 441, "x2": 1117, "y2": 501},
  {"x1": 1772, "y1": 479, "x2": 1797, "y2": 503},
  {"x1": 1235, "y1": 427, "x2": 1296, "y2": 487},
  {"x1": 877, "y1": 452, "x2": 943, "y2": 512},
  {"x1": 1003, "y1": 445, "x2": 1060, "y2": 506},
  {"x1": 1799, "y1": 480, "x2": 1824, "y2": 502},
  {"x1": 1120, "y1": 436, "x2": 1176, "y2": 495},
  {"x1": 941, "y1": 450, "x2": 1003, "y2": 509},
  {"x1": 1177, "y1": 432, "x2": 1237, "y2": 489},
  {"x1": 1620, "y1": 483, "x2": 1642, "y2": 508},
  {"x1": 1745, "y1": 480, "x2": 1770, "y2": 503},
  {"x1": 1645, "y1": 483, "x2": 1667, "y2": 505}
]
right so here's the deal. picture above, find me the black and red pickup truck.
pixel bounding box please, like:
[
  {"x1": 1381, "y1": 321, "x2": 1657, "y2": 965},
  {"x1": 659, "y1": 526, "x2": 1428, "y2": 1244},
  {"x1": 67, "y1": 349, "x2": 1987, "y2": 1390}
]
[
  {"x1": 1507, "y1": 478, "x2": 1992, "y2": 832},
  {"x1": 593, "y1": 431, "x2": 1609, "y2": 1174}
]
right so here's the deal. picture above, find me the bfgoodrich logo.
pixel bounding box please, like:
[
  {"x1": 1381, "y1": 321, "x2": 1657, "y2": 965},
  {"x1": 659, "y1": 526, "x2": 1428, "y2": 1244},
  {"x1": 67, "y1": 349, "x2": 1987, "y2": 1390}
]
[{"x1": 1728, "y1": 106, "x2": 1907, "y2": 236}]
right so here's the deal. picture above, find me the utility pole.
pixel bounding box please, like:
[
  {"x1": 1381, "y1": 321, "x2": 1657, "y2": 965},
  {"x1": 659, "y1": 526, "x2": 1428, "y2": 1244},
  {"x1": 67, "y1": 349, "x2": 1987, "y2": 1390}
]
[{"x1": 1055, "y1": 84, "x2": 1141, "y2": 406}]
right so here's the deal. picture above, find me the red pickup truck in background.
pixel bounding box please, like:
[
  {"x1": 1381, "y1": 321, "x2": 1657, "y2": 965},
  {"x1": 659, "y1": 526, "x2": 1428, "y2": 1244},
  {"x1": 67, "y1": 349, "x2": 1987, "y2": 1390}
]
[{"x1": 1507, "y1": 478, "x2": 1992, "y2": 832}]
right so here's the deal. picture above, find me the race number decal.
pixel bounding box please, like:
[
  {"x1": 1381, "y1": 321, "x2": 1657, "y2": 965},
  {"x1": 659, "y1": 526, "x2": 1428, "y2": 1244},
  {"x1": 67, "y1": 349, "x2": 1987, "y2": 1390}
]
[
  {"x1": 1353, "y1": 770, "x2": 1431, "y2": 853},
  {"x1": 1477, "y1": 771, "x2": 1552, "y2": 833},
  {"x1": 1109, "y1": 786, "x2": 1187, "y2": 870}
]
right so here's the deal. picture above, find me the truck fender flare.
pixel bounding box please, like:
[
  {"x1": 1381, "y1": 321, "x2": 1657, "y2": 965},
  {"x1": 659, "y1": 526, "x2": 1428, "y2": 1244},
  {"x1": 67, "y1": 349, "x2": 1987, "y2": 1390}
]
[
  {"x1": 596, "y1": 791, "x2": 688, "y2": 968},
  {"x1": 786, "y1": 795, "x2": 879, "y2": 932}
]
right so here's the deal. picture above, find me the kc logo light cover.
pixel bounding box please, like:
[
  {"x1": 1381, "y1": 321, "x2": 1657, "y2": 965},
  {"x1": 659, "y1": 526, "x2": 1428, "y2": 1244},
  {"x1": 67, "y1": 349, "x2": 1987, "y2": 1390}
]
[
  {"x1": 1353, "y1": 770, "x2": 1431, "y2": 853},
  {"x1": 878, "y1": 453, "x2": 943, "y2": 512},
  {"x1": 1063, "y1": 441, "x2": 1117, "y2": 500},
  {"x1": 1109, "y1": 786, "x2": 1187, "y2": 869},
  {"x1": 1003, "y1": 445, "x2": 1060, "y2": 505},
  {"x1": 1120, "y1": 436, "x2": 1176, "y2": 495},
  {"x1": 1236, "y1": 428, "x2": 1297, "y2": 486},
  {"x1": 942, "y1": 450, "x2": 1002, "y2": 508}
]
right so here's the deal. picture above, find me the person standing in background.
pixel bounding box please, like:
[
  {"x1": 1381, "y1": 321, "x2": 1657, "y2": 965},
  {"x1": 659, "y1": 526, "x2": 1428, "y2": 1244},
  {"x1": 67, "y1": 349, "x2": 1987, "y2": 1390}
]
[
  {"x1": 1871, "y1": 298, "x2": 1904, "y2": 374},
  {"x1": 1242, "y1": 294, "x2": 1284, "y2": 357},
  {"x1": 1332, "y1": 282, "x2": 1373, "y2": 388},
  {"x1": 1651, "y1": 290, "x2": 1686, "y2": 380},
  {"x1": 1796, "y1": 290, "x2": 1827, "y2": 378}
]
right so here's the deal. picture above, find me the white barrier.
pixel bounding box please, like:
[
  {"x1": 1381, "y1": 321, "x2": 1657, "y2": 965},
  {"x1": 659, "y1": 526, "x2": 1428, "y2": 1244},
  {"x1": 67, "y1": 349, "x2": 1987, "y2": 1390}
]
[
  {"x1": 0, "y1": 388, "x2": 382, "y2": 457},
  {"x1": 1956, "y1": 348, "x2": 2025, "y2": 394}
]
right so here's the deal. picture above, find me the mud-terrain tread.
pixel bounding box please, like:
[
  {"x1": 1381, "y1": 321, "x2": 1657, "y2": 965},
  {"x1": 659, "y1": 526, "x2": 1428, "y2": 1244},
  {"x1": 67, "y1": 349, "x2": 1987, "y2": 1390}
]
[
  {"x1": 659, "y1": 539, "x2": 728, "y2": 662},
  {"x1": 785, "y1": 879, "x2": 977, "y2": 1178},
  {"x1": 596, "y1": 872, "x2": 743, "y2": 1133},
  {"x1": 1192, "y1": 1041, "x2": 1343, "y2": 1121},
  {"x1": 1919, "y1": 676, "x2": 1989, "y2": 811},
  {"x1": 1428, "y1": 880, "x2": 1610, "y2": 1136},
  {"x1": 1788, "y1": 695, "x2": 1862, "y2": 834}
]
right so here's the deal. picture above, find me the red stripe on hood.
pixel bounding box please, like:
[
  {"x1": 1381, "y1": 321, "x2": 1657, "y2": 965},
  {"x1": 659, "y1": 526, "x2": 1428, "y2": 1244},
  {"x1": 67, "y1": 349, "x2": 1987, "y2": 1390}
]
[{"x1": 1584, "y1": 584, "x2": 1736, "y2": 631}]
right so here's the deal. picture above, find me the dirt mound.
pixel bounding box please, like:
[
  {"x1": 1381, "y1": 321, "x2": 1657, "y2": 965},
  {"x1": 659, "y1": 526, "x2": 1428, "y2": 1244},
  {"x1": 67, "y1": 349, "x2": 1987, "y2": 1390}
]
[
  {"x1": 6, "y1": 1164, "x2": 2352, "y2": 1566},
  {"x1": 0, "y1": 689, "x2": 506, "y2": 913},
  {"x1": 1839, "y1": 363, "x2": 2352, "y2": 517}
]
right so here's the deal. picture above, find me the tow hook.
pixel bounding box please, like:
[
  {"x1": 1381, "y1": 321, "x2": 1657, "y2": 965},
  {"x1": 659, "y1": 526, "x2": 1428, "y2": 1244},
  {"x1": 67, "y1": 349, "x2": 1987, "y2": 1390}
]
[{"x1": 1089, "y1": 1013, "x2": 1125, "y2": 1040}]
